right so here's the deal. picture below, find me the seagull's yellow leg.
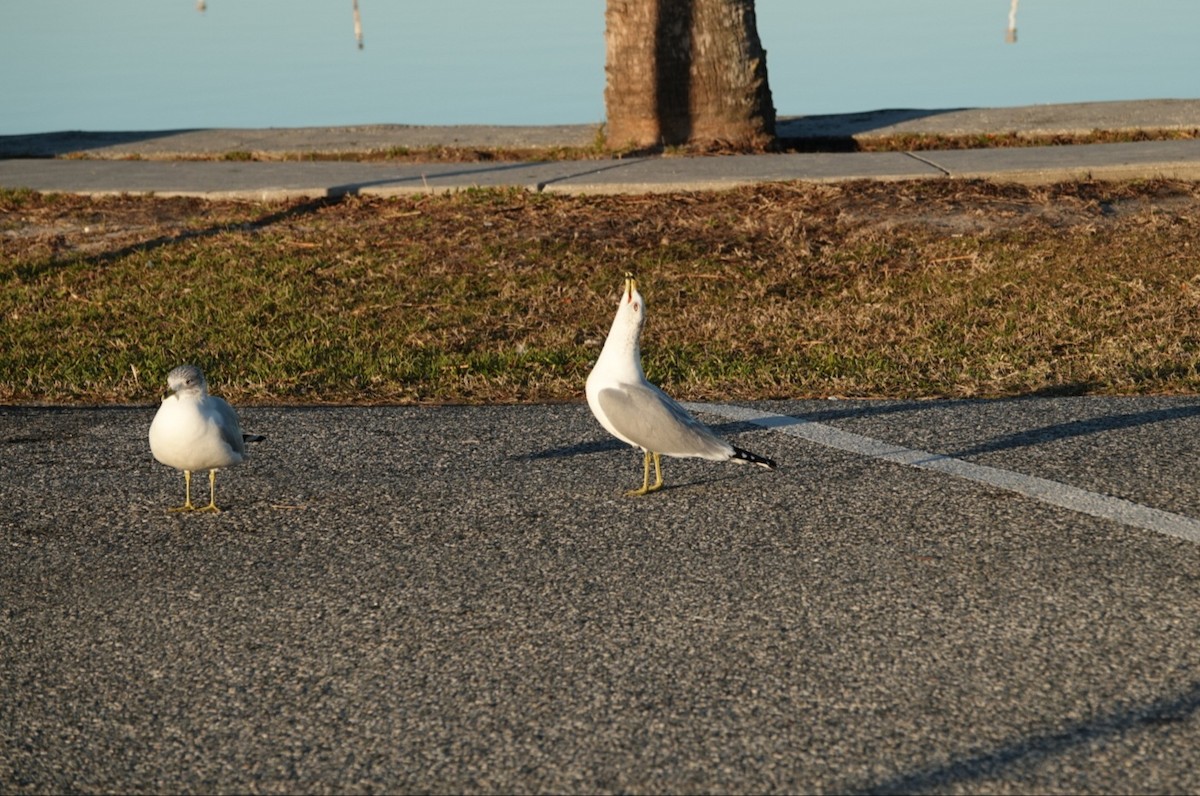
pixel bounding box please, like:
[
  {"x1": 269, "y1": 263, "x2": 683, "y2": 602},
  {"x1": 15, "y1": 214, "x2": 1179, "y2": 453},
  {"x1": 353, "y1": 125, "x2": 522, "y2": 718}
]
[
  {"x1": 647, "y1": 452, "x2": 664, "y2": 493},
  {"x1": 626, "y1": 450, "x2": 654, "y2": 496},
  {"x1": 168, "y1": 470, "x2": 197, "y2": 512},
  {"x1": 626, "y1": 451, "x2": 665, "y2": 496},
  {"x1": 196, "y1": 469, "x2": 222, "y2": 513}
]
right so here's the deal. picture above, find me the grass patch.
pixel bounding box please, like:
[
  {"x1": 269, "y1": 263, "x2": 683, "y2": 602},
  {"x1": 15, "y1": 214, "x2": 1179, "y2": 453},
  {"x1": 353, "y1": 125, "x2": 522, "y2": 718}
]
[
  {"x1": 2, "y1": 180, "x2": 1199, "y2": 404},
  {"x1": 63, "y1": 126, "x2": 1200, "y2": 163}
]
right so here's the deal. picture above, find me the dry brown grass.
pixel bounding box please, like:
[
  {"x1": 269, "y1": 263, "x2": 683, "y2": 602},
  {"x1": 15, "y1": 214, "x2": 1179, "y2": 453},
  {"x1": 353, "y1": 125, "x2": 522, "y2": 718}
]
[
  {"x1": 57, "y1": 127, "x2": 1200, "y2": 163},
  {"x1": 2, "y1": 178, "x2": 1198, "y2": 404}
]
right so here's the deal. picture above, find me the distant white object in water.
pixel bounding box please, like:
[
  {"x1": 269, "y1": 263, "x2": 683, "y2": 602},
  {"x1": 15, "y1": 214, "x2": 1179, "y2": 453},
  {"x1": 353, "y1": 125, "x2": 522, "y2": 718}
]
[
  {"x1": 1007, "y1": 0, "x2": 1019, "y2": 43},
  {"x1": 585, "y1": 273, "x2": 776, "y2": 496},
  {"x1": 148, "y1": 364, "x2": 264, "y2": 513}
]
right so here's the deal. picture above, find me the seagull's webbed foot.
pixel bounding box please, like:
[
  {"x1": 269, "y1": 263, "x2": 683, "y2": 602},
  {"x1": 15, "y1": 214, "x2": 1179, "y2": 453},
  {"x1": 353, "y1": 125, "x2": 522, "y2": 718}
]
[
  {"x1": 626, "y1": 451, "x2": 665, "y2": 496},
  {"x1": 197, "y1": 469, "x2": 223, "y2": 513},
  {"x1": 167, "y1": 470, "x2": 197, "y2": 512}
]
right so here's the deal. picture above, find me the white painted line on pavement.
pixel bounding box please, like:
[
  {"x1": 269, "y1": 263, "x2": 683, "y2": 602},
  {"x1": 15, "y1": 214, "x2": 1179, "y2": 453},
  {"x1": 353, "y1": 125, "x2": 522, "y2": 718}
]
[{"x1": 690, "y1": 403, "x2": 1200, "y2": 544}]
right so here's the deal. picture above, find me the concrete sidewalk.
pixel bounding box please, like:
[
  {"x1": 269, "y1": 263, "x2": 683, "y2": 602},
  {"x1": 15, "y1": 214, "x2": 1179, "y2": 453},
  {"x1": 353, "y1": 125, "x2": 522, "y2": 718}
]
[{"x1": 2, "y1": 99, "x2": 1199, "y2": 198}]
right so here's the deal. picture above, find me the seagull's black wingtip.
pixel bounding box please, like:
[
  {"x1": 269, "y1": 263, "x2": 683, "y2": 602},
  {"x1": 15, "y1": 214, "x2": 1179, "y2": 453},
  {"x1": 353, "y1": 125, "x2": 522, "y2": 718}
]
[{"x1": 732, "y1": 446, "x2": 776, "y2": 469}]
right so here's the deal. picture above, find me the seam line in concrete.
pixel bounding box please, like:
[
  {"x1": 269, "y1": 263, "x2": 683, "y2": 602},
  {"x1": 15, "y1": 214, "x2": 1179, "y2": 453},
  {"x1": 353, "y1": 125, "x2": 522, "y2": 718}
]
[
  {"x1": 535, "y1": 158, "x2": 647, "y2": 192},
  {"x1": 903, "y1": 151, "x2": 952, "y2": 176}
]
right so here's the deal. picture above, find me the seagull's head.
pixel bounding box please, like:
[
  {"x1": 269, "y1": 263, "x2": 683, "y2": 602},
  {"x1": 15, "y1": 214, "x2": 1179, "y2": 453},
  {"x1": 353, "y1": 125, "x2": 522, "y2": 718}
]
[
  {"x1": 595, "y1": 272, "x2": 649, "y2": 367},
  {"x1": 621, "y1": 271, "x2": 644, "y2": 316},
  {"x1": 165, "y1": 364, "x2": 208, "y2": 399}
]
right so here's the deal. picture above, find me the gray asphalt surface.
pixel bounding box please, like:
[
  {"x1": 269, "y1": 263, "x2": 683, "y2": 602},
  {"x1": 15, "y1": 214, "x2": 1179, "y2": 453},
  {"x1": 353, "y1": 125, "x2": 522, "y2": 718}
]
[{"x1": 4, "y1": 397, "x2": 1200, "y2": 793}]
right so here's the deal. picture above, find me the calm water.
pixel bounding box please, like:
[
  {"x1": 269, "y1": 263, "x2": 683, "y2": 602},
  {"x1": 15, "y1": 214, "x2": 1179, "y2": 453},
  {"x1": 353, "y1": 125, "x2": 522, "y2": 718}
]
[{"x1": 2, "y1": 1, "x2": 1198, "y2": 135}]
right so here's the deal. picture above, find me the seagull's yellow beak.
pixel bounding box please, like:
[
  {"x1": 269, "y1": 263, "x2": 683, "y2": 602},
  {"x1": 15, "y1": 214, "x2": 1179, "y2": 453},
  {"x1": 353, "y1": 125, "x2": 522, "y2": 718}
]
[{"x1": 624, "y1": 272, "x2": 637, "y2": 302}]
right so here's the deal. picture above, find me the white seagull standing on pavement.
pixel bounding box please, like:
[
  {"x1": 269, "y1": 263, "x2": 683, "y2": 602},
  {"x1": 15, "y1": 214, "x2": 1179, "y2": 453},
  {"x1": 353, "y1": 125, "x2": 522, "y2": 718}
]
[
  {"x1": 148, "y1": 364, "x2": 265, "y2": 513},
  {"x1": 586, "y1": 273, "x2": 776, "y2": 495}
]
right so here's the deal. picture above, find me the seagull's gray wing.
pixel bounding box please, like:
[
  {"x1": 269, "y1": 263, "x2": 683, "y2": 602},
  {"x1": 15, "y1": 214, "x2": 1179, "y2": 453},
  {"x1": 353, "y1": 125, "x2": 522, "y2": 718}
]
[
  {"x1": 209, "y1": 396, "x2": 247, "y2": 456},
  {"x1": 597, "y1": 382, "x2": 734, "y2": 460}
]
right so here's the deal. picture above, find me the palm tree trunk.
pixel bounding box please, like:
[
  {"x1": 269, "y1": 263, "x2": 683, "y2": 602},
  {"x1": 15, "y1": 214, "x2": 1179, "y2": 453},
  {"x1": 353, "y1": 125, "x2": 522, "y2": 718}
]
[{"x1": 605, "y1": 0, "x2": 775, "y2": 149}]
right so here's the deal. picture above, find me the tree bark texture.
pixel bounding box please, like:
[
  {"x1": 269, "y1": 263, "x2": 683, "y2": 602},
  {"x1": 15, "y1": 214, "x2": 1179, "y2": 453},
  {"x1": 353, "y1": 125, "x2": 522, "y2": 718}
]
[{"x1": 604, "y1": 0, "x2": 775, "y2": 148}]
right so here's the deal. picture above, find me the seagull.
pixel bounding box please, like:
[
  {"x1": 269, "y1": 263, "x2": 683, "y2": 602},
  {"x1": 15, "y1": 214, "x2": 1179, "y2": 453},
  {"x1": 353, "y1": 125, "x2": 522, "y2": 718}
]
[
  {"x1": 586, "y1": 273, "x2": 776, "y2": 495},
  {"x1": 148, "y1": 364, "x2": 264, "y2": 513}
]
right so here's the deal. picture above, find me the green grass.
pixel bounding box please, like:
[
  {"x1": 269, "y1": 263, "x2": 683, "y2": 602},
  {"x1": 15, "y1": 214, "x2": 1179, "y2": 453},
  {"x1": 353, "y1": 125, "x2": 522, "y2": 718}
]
[{"x1": 2, "y1": 180, "x2": 1198, "y2": 404}]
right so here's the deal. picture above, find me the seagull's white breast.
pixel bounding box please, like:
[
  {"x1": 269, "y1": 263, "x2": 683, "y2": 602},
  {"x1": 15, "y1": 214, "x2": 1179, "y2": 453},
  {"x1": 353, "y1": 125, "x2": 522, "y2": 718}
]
[{"x1": 149, "y1": 394, "x2": 244, "y2": 472}]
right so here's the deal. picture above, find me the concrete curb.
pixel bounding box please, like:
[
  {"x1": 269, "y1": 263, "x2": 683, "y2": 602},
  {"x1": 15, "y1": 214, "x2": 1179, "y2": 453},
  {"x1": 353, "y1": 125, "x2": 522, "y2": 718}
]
[{"x1": 2, "y1": 100, "x2": 1199, "y2": 197}]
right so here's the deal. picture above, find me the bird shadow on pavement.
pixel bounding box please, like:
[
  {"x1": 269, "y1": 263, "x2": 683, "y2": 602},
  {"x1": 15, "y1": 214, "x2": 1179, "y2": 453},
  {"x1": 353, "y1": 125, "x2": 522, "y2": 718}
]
[
  {"x1": 519, "y1": 438, "x2": 624, "y2": 461},
  {"x1": 519, "y1": 419, "x2": 773, "y2": 462}
]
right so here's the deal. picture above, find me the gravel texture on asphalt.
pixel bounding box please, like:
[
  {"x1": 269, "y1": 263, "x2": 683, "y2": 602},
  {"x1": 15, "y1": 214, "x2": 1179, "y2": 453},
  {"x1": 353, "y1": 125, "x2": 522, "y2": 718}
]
[{"x1": 3, "y1": 399, "x2": 1200, "y2": 793}]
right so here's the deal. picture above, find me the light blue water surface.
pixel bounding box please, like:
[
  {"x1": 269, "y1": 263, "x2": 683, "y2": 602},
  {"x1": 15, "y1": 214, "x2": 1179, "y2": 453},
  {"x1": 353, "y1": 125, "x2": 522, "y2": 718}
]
[{"x1": 1, "y1": 1, "x2": 1197, "y2": 135}]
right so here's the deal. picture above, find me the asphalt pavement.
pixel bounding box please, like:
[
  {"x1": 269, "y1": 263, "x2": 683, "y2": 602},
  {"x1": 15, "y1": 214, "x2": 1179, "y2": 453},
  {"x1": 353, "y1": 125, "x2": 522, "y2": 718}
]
[
  {"x1": 4, "y1": 101, "x2": 1200, "y2": 793},
  {"x1": 3, "y1": 397, "x2": 1200, "y2": 793}
]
